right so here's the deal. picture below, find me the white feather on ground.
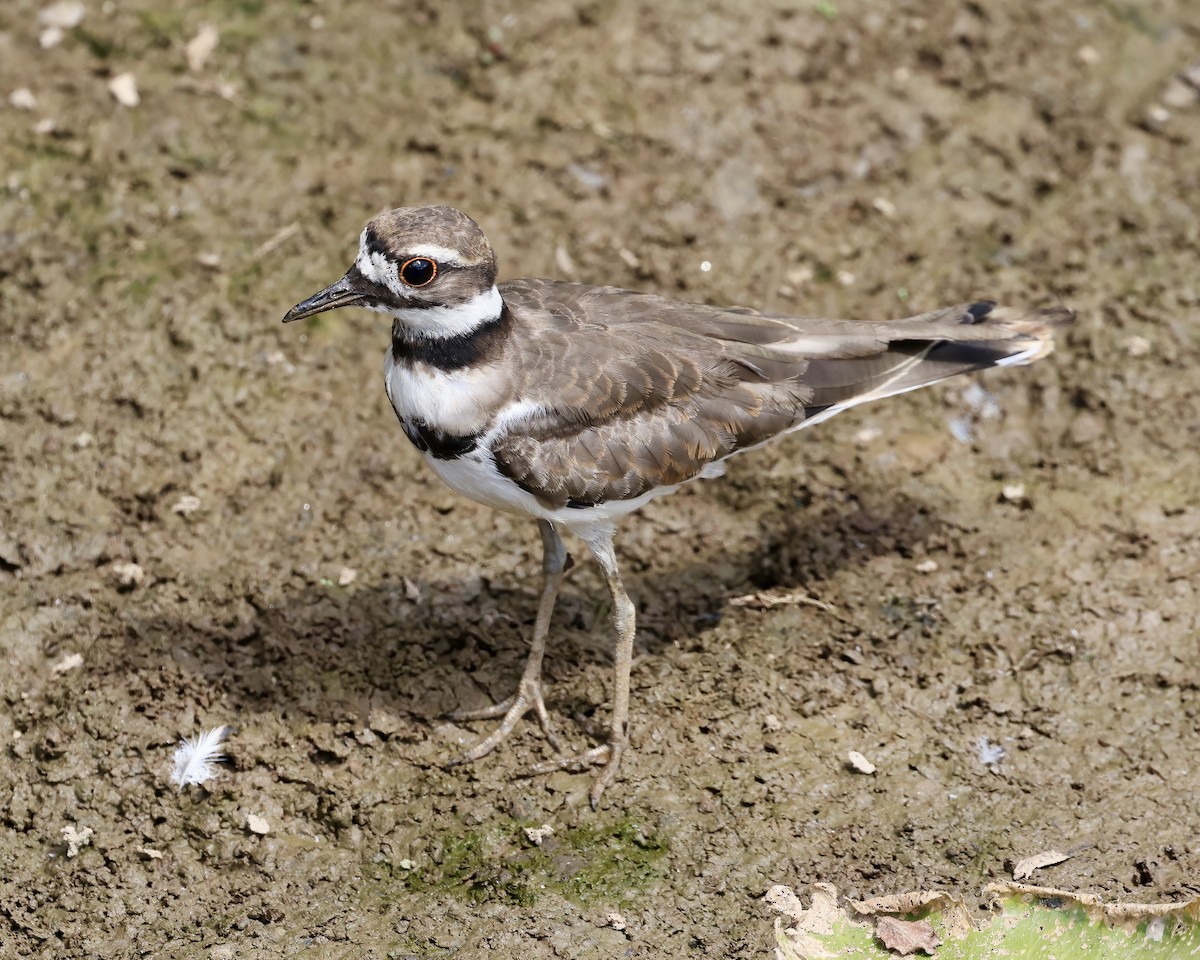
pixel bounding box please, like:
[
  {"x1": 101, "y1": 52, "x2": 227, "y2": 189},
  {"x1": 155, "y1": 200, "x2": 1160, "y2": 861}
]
[{"x1": 171, "y1": 725, "x2": 229, "y2": 789}]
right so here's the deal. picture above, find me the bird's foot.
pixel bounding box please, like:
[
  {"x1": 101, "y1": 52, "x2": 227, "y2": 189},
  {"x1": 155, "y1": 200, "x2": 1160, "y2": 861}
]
[
  {"x1": 448, "y1": 678, "x2": 563, "y2": 764},
  {"x1": 525, "y1": 736, "x2": 626, "y2": 810}
]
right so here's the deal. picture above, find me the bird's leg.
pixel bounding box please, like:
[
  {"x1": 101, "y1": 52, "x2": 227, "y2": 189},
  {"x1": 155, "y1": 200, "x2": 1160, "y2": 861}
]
[
  {"x1": 527, "y1": 528, "x2": 634, "y2": 809},
  {"x1": 449, "y1": 519, "x2": 569, "y2": 762}
]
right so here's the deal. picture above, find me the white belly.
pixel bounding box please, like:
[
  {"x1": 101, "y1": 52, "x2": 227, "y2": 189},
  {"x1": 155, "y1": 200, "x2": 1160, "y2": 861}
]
[
  {"x1": 422, "y1": 445, "x2": 723, "y2": 542},
  {"x1": 424, "y1": 448, "x2": 547, "y2": 517}
]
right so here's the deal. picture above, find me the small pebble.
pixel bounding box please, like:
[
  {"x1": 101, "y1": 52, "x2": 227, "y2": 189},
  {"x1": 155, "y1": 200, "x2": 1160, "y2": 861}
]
[
  {"x1": 853, "y1": 426, "x2": 882, "y2": 446},
  {"x1": 245, "y1": 814, "x2": 270, "y2": 835},
  {"x1": 1146, "y1": 104, "x2": 1170, "y2": 126},
  {"x1": 1161, "y1": 79, "x2": 1195, "y2": 110},
  {"x1": 50, "y1": 652, "x2": 83, "y2": 675},
  {"x1": 172, "y1": 494, "x2": 202, "y2": 516},
  {"x1": 108, "y1": 73, "x2": 140, "y2": 108},
  {"x1": 522, "y1": 824, "x2": 555, "y2": 846},
  {"x1": 1001, "y1": 483, "x2": 1025, "y2": 502},
  {"x1": 847, "y1": 750, "x2": 877, "y2": 775},
  {"x1": 112, "y1": 561, "x2": 145, "y2": 588},
  {"x1": 61, "y1": 824, "x2": 93, "y2": 858},
  {"x1": 39, "y1": 1, "x2": 85, "y2": 29},
  {"x1": 1124, "y1": 335, "x2": 1151, "y2": 357},
  {"x1": 786, "y1": 265, "x2": 814, "y2": 287},
  {"x1": 871, "y1": 197, "x2": 896, "y2": 218},
  {"x1": 9, "y1": 88, "x2": 37, "y2": 111},
  {"x1": 185, "y1": 24, "x2": 219, "y2": 73},
  {"x1": 915, "y1": 558, "x2": 938, "y2": 573}
]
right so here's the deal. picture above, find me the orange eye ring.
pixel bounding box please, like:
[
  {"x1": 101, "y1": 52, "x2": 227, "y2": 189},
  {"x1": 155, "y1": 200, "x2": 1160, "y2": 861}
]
[{"x1": 399, "y1": 257, "x2": 438, "y2": 287}]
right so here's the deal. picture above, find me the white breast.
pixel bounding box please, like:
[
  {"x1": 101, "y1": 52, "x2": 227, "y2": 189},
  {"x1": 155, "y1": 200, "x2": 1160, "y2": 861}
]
[{"x1": 384, "y1": 352, "x2": 506, "y2": 437}]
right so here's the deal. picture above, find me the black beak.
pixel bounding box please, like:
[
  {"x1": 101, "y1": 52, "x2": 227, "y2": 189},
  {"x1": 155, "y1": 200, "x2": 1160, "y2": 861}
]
[{"x1": 282, "y1": 273, "x2": 369, "y2": 323}]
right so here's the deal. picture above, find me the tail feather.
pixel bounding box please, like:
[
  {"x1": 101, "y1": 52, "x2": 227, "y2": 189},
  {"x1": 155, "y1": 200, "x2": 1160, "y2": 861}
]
[{"x1": 790, "y1": 301, "x2": 1074, "y2": 422}]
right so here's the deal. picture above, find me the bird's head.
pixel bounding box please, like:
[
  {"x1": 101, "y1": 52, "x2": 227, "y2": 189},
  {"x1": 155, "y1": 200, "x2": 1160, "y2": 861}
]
[{"x1": 283, "y1": 205, "x2": 500, "y2": 337}]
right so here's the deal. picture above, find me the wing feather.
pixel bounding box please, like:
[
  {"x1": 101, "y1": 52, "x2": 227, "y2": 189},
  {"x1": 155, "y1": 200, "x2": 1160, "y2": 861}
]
[{"x1": 489, "y1": 279, "x2": 1072, "y2": 508}]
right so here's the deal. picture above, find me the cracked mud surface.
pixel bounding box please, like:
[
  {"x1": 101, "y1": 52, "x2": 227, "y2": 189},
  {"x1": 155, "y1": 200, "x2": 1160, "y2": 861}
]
[{"x1": 2, "y1": 0, "x2": 1199, "y2": 956}]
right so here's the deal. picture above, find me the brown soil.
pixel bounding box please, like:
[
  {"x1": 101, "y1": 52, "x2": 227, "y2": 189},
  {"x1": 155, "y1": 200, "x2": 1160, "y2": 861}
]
[{"x1": 3, "y1": 1, "x2": 1199, "y2": 956}]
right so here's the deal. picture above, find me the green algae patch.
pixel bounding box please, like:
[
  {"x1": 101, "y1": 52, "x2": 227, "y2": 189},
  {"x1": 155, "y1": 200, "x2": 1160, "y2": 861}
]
[
  {"x1": 375, "y1": 817, "x2": 669, "y2": 907},
  {"x1": 770, "y1": 883, "x2": 1200, "y2": 959}
]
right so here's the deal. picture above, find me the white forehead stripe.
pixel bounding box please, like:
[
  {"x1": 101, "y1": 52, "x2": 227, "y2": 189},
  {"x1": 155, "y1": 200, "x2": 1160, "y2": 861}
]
[{"x1": 355, "y1": 249, "x2": 393, "y2": 286}]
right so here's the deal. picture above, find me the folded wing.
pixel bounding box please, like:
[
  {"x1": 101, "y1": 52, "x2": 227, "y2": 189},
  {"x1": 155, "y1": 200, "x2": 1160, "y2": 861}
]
[{"x1": 491, "y1": 279, "x2": 1073, "y2": 509}]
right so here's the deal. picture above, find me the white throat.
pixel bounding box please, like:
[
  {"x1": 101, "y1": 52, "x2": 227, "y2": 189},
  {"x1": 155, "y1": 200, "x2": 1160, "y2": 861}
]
[{"x1": 378, "y1": 284, "x2": 504, "y2": 338}]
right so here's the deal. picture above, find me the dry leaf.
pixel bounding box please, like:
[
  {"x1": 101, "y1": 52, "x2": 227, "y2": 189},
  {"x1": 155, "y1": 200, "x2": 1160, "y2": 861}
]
[
  {"x1": 875, "y1": 916, "x2": 940, "y2": 956},
  {"x1": 850, "y1": 891, "x2": 974, "y2": 941},
  {"x1": 1012, "y1": 849, "x2": 1072, "y2": 880},
  {"x1": 766, "y1": 882, "x2": 841, "y2": 934},
  {"x1": 764, "y1": 885, "x2": 807, "y2": 923}
]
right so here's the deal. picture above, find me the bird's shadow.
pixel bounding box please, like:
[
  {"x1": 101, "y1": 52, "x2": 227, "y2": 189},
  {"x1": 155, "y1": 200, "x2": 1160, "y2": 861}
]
[{"x1": 123, "y1": 482, "x2": 945, "y2": 726}]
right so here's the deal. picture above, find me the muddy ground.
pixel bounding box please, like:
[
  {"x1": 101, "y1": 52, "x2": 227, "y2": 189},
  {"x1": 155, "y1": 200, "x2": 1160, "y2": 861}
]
[{"x1": 2, "y1": 0, "x2": 1199, "y2": 956}]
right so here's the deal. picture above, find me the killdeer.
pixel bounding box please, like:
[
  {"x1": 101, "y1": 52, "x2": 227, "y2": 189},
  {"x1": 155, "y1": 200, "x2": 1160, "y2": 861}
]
[{"x1": 284, "y1": 205, "x2": 1072, "y2": 807}]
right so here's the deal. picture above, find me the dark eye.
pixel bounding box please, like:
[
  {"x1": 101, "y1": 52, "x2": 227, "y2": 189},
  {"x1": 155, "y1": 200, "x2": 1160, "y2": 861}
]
[{"x1": 399, "y1": 257, "x2": 437, "y2": 287}]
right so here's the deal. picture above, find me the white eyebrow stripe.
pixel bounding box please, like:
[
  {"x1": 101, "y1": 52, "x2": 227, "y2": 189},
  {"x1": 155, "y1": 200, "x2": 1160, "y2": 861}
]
[
  {"x1": 356, "y1": 235, "x2": 480, "y2": 274},
  {"x1": 405, "y1": 242, "x2": 479, "y2": 267}
]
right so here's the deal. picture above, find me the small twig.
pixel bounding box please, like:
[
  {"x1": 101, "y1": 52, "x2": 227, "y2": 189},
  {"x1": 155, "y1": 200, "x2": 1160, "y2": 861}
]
[
  {"x1": 729, "y1": 590, "x2": 835, "y2": 612},
  {"x1": 249, "y1": 222, "x2": 300, "y2": 262}
]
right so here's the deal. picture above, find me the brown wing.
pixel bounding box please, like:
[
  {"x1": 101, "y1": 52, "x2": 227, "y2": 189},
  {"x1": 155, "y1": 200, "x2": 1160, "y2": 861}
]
[{"x1": 491, "y1": 279, "x2": 1072, "y2": 509}]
